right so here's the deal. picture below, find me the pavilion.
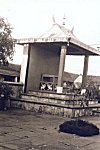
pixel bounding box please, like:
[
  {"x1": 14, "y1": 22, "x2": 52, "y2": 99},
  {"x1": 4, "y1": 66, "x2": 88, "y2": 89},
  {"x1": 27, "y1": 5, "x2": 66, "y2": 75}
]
[{"x1": 16, "y1": 21, "x2": 100, "y2": 93}]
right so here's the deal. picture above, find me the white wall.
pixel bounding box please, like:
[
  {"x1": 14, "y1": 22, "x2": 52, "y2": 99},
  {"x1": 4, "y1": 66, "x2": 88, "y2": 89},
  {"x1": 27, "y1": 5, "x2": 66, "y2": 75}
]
[{"x1": 20, "y1": 44, "x2": 29, "y2": 85}]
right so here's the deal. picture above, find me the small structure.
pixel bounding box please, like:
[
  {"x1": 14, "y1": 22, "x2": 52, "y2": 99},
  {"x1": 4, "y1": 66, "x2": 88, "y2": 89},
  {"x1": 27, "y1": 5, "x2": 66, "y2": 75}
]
[
  {"x1": 16, "y1": 22, "x2": 100, "y2": 93},
  {"x1": 0, "y1": 64, "x2": 23, "y2": 99},
  {"x1": 0, "y1": 64, "x2": 21, "y2": 82}
]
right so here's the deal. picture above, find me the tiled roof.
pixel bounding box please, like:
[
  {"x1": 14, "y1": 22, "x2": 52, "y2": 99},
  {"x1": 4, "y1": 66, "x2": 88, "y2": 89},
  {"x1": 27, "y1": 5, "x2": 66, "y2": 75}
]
[
  {"x1": 64, "y1": 72, "x2": 78, "y2": 82},
  {"x1": 39, "y1": 23, "x2": 79, "y2": 41},
  {"x1": 87, "y1": 75, "x2": 100, "y2": 85},
  {"x1": 64, "y1": 72, "x2": 100, "y2": 85},
  {"x1": 0, "y1": 64, "x2": 21, "y2": 76},
  {"x1": 16, "y1": 23, "x2": 100, "y2": 56}
]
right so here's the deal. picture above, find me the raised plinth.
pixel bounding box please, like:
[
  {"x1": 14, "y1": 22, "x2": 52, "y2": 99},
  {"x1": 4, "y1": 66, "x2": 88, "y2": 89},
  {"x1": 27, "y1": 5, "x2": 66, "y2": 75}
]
[{"x1": 10, "y1": 91, "x2": 100, "y2": 118}]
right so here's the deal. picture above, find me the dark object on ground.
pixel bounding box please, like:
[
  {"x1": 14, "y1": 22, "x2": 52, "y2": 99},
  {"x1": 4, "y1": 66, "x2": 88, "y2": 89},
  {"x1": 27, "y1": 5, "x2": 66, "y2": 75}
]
[{"x1": 59, "y1": 119, "x2": 99, "y2": 137}]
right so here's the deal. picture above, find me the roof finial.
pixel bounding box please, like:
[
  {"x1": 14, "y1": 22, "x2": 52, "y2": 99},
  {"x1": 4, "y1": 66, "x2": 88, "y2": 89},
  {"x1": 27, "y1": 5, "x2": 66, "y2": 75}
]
[
  {"x1": 71, "y1": 26, "x2": 74, "y2": 33},
  {"x1": 62, "y1": 14, "x2": 66, "y2": 26},
  {"x1": 52, "y1": 15, "x2": 56, "y2": 25}
]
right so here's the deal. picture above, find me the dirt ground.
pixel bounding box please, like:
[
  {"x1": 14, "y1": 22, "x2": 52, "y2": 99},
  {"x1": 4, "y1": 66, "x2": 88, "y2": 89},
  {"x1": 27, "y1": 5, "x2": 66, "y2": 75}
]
[{"x1": 0, "y1": 109, "x2": 100, "y2": 150}]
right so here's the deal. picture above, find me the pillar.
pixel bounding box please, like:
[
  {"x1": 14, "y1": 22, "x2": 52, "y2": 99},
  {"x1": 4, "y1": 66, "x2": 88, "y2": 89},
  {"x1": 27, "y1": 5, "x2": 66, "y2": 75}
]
[
  {"x1": 82, "y1": 55, "x2": 89, "y2": 88},
  {"x1": 20, "y1": 44, "x2": 30, "y2": 92},
  {"x1": 57, "y1": 45, "x2": 67, "y2": 93}
]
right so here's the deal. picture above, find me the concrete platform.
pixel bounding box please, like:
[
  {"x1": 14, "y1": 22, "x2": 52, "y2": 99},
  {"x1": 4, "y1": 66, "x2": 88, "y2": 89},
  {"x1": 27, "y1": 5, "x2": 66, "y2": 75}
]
[{"x1": 0, "y1": 109, "x2": 100, "y2": 150}]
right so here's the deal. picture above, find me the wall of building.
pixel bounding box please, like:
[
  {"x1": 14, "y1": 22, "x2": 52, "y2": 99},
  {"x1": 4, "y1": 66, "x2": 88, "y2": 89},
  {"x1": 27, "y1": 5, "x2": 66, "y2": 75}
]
[{"x1": 26, "y1": 44, "x2": 60, "y2": 91}]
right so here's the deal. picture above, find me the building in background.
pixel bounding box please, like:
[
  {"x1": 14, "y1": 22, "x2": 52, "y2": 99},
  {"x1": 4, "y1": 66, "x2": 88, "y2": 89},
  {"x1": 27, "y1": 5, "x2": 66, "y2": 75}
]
[{"x1": 0, "y1": 64, "x2": 21, "y2": 82}]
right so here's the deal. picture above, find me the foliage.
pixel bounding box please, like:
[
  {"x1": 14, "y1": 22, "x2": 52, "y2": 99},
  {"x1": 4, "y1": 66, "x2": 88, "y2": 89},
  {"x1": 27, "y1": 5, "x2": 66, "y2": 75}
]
[
  {"x1": 84, "y1": 83, "x2": 99, "y2": 100},
  {"x1": 0, "y1": 82, "x2": 13, "y2": 110},
  {"x1": 59, "y1": 119, "x2": 99, "y2": 136},
  {"x1": 0, "y1": 16, "x2": 14, "y2": 65},
  {"x1": 0, "y1": 82, "x2": 13, "y2": 99}
]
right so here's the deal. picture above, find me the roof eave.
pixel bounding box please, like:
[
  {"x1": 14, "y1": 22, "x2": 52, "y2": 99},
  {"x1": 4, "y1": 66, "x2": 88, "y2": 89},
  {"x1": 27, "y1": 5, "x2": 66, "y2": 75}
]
[
  {"x1": 16, "y1": 37, "x2": 100, "y2": 56},
  {"x1": 70, "y1": 38, "x2": 100, "y2": 56}
]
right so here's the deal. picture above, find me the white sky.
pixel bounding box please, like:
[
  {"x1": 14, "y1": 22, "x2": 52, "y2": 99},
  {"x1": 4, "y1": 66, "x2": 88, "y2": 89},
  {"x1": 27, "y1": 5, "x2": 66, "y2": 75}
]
[{"x1": 0, "y1": 0, "x2": 100, "y2": 75}]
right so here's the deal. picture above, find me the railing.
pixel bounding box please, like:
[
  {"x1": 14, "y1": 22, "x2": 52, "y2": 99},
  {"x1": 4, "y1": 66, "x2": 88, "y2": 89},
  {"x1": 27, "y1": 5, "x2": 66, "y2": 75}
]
[
  {"x1": 39, "y1": 81, "x2": 57, "y2": 92},
  {"x1": 39, "y1": 81, "x2": 80, "y2": 94}
]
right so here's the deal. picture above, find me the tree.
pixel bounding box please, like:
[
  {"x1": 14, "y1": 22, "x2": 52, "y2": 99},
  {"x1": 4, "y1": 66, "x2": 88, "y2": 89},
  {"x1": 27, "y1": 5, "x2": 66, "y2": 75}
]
[{"x1": 0, "y1": 16, "x2": 14, "y2": 65}]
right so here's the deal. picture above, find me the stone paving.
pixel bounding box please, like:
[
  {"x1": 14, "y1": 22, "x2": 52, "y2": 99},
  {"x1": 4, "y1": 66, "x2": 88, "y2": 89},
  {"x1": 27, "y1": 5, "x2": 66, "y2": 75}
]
[{"x1": 0, "y1": 109, "x2": 100, "y2": 150}]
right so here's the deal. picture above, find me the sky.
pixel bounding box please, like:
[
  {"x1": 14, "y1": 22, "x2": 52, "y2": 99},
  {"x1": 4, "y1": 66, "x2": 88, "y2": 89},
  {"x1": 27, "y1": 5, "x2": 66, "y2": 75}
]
[{"x1": 0, "y1": 0, "x2": 100, "y2": 75}]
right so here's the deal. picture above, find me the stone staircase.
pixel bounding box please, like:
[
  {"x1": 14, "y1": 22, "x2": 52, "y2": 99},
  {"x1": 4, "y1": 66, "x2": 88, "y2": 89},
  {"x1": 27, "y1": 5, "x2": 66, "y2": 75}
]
[{"x1": 10, "y1": 91, "x2": 100, "y2": 118}]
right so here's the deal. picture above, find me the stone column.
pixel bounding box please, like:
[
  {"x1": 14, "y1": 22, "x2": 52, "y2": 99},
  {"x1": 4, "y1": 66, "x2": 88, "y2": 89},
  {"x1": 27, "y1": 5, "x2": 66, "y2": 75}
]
[
  {"x1": 20, "y1": 44, "x2": 29, "y2": 91},
  {"x1": 57, "y1": 45, "x2": 67, "y2": 93},
  {"x1": 82, "y1": 55, "x2": 89, "y2": 88}
]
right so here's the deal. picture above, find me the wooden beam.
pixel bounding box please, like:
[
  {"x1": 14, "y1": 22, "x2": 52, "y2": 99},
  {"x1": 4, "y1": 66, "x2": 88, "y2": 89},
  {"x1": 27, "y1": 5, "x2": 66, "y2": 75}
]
[{"x1": 82, "y1": 55, "x2": 89, "y2": 88}]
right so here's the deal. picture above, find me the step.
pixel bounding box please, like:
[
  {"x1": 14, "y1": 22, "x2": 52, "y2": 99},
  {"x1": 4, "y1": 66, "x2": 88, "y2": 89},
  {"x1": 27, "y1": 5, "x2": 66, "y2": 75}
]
[{"x1": 11, "y1": 98, "x2": 100, "y2": 110}]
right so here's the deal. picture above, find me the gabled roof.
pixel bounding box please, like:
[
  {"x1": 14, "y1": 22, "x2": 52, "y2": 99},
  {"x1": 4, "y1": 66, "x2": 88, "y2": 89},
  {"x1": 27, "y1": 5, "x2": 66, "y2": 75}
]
[
  {"x1": 64, "y1": 72, "x2": 100, "y2": 85},
  {"x1": 16, "y1": 22, "x2": 79, "y2": 43},
  {"x1": 39, "y1": 23, "x2": 79, "y2": 41},
  {"x1": 16, "y1": 22, "x2": 100, "y2": 56},
  {"x1": 63, "y1": 72, "x2": 78, "y2": 82}
]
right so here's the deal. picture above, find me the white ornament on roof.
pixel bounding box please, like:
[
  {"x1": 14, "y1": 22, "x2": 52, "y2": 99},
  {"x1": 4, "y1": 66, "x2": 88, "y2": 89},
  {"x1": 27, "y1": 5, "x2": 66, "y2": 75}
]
[
  {"x1": 62, "y1": 14, "x2": 66, "y2": 26},
  {"x1": 52, "y1": 15, "x2": 56, "y2": 25}
]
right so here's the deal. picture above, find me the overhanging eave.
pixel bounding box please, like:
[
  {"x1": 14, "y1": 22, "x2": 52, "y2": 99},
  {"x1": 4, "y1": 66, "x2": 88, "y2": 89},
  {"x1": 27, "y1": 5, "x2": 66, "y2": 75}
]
[
  {"x1": 16, "y1": 37, "x2": 100, "y2": 56},
  {"x1": 70, "y1": 38, "x2": 100, "y2": 56}
]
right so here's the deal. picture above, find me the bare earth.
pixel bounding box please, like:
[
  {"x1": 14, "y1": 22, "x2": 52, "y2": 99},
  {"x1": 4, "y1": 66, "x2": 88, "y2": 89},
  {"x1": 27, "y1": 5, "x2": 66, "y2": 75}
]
[{"x1": 0, "y1": 109, "x2": 100, "y2": 150}]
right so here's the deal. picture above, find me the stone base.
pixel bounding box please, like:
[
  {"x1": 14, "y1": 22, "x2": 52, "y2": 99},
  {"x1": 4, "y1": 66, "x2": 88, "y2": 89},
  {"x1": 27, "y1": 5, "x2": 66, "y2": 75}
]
[
  {"x1": 57, "y1": 86, "x2": 63, "y2": 93},
  {"x1": 10, "y1": 92, "x2": 99, "y2": 118},
  {"x1": 10, "y1": 100, "x2": 95, "y2": 118}
]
